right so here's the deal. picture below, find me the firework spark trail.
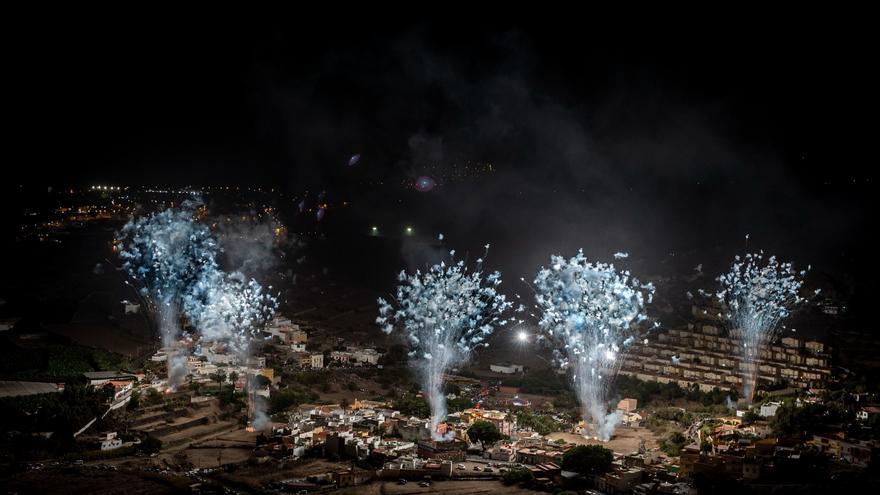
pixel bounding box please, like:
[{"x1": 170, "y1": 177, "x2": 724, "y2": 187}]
[
  {"x1": 532, "y1": 250, "x2": 654, "y2": 441},
  {"x1": 377, "y1": 246, "x2": 512, "y2": 440},
  {"x1": 117, "y1": 199, "x2": 219, "y2": 389},
  {"x1": 187, "y1": 271, "x2": 278, "y2": 356},
  {"x1": 119, "y1": 201, "x2": 279, "y2": 419},
  {"x1": 716, "y1": 253, "x2": 805, "y2": 402},
  {"x1": 188, "y1": 270, "x2": 278, "y2": 428}
]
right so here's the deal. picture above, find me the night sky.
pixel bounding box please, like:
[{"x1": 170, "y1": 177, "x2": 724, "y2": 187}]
[{"x1": 6, "y1": 17, "x2": 877, "y2": 314}]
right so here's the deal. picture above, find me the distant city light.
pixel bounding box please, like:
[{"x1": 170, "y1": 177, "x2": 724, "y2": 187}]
[{"x1": 405, "y1": 226, "x2": 413, "y2": 235}]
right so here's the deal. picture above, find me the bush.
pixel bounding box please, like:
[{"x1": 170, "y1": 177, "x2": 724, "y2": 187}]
[
  {"x1": 392, "y1": 394, "x2": 430, "y2": 417},
  {"x1": 139, "y1": 435, "x2": 162, "y2": 454},
  {"x1": 661, "y1": 431, "x2": 688, "y2": 456},
  {"x1": 502, "y1": 467, "x2": 534, "y2": 486},
  {"x1": 517, "y1": 410, "x2": 563, "y2": 435},
  {"x1": 561, "y1": 445, "x2": 613, "y2": 476},
  {"x1": 467, "y1": 421, "x2": 503, "y2": 449},
  {"x1": 270, "y1": 388, "x2": 318, "y2": 412}
]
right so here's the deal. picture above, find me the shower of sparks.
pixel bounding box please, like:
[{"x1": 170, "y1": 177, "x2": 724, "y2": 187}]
[
  {"x1": 119, "y1": 199, "x2": 279, "y2": 422},
  {"x1": 117, "y1": 199, "x2": 219, "y2": 388},
  {"x1": 716, "y1": 252, "x2": 806, "y2": 402},
  {"x1": 377, "y1": 247, "x2": 512, "y2": 440},
  {"x1": 532, "y1": 249, "x2": 654, "y2": 440}
]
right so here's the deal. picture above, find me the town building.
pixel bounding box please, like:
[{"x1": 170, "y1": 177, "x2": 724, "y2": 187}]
[
  {"x1": 618, "y1": 315, "x2": 832, "y2": 393},
  {"x1": 490, "y1": 363, "x2": 524, "y2": 374},
  {"x1": 417, "y1": 439, "x2": 468, "y2": 461}
]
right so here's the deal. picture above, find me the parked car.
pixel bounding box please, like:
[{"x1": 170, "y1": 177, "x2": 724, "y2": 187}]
[{"x1": 398, "y1": 479, "x2": 407, "y2": 485}]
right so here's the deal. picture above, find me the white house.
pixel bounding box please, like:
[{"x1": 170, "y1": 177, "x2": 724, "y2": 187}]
[
  {"x1": 759, "y1": 402, "x2": 783, "y2": 418},
  {"x1": 490, "y1": 364, "x2": 524, "y2": 374},
  {"x1": 311, "y1": 353, "x2": 324, "y2": 369},
  {"x1": 100, "y1": 432, "x2": 122, "y2": 451}
]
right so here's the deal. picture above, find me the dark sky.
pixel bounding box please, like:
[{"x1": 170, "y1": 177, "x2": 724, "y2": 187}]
[
  {"x1": 7, "y1": 17, "x2": 878, "y2": 311},
  {"x1": 9, "y1": 18, "x2": 876, "y2": 187}
]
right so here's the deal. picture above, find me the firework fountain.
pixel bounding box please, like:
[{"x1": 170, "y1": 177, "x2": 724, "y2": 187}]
[
  {"x1": 187, "y1": 270, "x2": 278, "y2": 429},
  {"x1": 377, "y1": 246, "x2": 512, "y2": 440},
  {"x1": 716, "y1": 253, "x2": 806, "y2": 403},
  {"x1": 117, "y1": 200, "x2": 219, "y2": 389},
  {"x1": 532, "y1": 250, "x2": 654, "y2": 441},
  {"x1": 119, "y1": 201, "x2": 279, "y2": 427}
]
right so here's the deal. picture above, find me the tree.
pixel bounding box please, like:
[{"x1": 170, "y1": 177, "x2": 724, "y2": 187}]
[
  {"x1": 139, "y1": 435, "x2": 162, "y2": 454},
  {"x1": 502, "y1": 467, "x2": 535, "y2": 486},
  {"x1": 467, "y1": 421, "x2": 503, "y2": 451},
  {"x1": 340, "y1": 398, "x2": 350, "y2": 410},
  {"x1": 144, "y1": 387, "x2": 163, "y2": 406},
  {"x1": 561, "y1": 445, "x2": 613, "y2": 476},
  {"x1": 253, "y1": 374, "x2": 271, "y2": 388},
  {"x1": 393, "y1": 394, "x2": 430, "y2": 418},
  {"x1": 212, "y1": 371, "x2": 227, "y2": 390},
  {"x1": 661, "y1": 431, "x2": 688, "y2": 456},
  {"x1": 741, "y1": 409, "x2": 759, "y2": 424},
  {"x1": 127, "y1": 390, "x2": 140, "y2": 411}
]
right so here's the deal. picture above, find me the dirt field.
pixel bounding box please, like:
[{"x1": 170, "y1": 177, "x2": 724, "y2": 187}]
[
  {"x1": 1, "y1": 467, "x2": 191, "y2": 495},
  {"x1": 333, "y1": 480, "x2": 546, "y2": 495},
  {"x1": 546, "y1": 425, "x2": 660, "y2": 454},
  {"x1": 213, "y1": 458, "x2": 351, "y2": 490}
]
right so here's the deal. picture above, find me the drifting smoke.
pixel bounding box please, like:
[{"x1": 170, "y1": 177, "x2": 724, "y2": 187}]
[
  {"x1": 187, "y1": 271, "x2": 278, "y2": 357},
  {"x1": 119, "y1": 201, "x2": 279, "y2": 424},
  {"x1": 249, "y1": 375, "x2": 271, "y2": 431},
  {"x1": 532, "y1": 250, "x2": 654, "y2": 441},
  {"x1": 725, "y1": 395, "x2": 737, "y2": 412},
  {"x1": 117, "y1": 199, "x2": 219, "y2": 389},
  {"x1": 187, "y1": 270, "x2": 278, "y2": 430},
  {"x1": 377, "y1": 246, "x2": 512, "y2": 440},
  {"x1": 215, "y1": 219, "x2": 288, "y2": 279},
  {"x1": 716, "y1": 253, "x2": 806, "y2": 402}
]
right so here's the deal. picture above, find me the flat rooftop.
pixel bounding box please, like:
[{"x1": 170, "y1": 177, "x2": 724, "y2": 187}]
[{"x1": 0, "y1": 381, "x2": 62, "y2": 398}]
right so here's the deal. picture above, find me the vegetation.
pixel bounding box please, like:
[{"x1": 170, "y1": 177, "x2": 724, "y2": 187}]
[
  {"x1": 502, "y1": 467, "x2": 535, "y2": 486},
  {"x1": 660, "y1": 431, "x2": 688, "y2": 456},
  {"x1": 613, "y1": 375, "x2": 736, "y2": 407},
  {"x1": 770, "y1": 400, "x2": 850, "y2": 437},
  {"x1": 0, "y1": 334, "x2": 130, "y2": 383},
  {"x1": 143, "y1": 387, "x2": 163, "y2": 406},
  {"x1": 561, "y1": 445, "x2": 614, "y2": 476},
  {"x1": 0, "y1": 385, "x2": 110, "y2": 459},
  {"x1": 284, "y1": 370, "x2": 326, "y2": 385},
  {"x1": 466, "y1": 420, "x2": 503, "y2": 450},
  {"x1": 446, "y1": 396, "x2": 474, "y2": 413},
  {"x1": 500, "y1": 368, "x2": 570, "y2": 396},
  {"x1": 517, "y1": 410, "x2": 565, "y2": 435},
  {"x1": 139, "y1": 435, "x2": 162, "y2": 454},
  {"x1": 741, "y1": 409, "x2": 760, "y2": 424},
  {"x1": 392, "y1": 394, "x2": 430, "y2": 417},
  {"x1": 269, "y1": 387, "x2": 318, "y2": 412}
]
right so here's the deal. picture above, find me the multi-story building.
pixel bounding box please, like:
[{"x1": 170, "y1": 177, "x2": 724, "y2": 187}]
[{"x1": 618, "y1": 314, "x2": 832, "y2": 393}]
